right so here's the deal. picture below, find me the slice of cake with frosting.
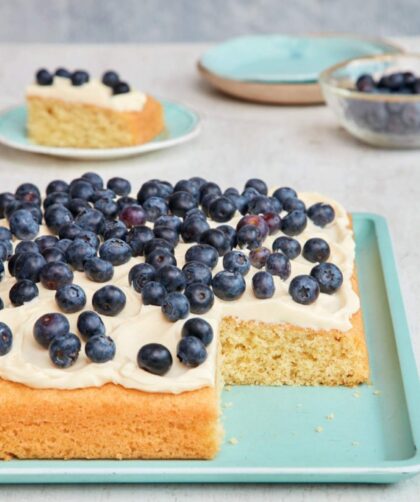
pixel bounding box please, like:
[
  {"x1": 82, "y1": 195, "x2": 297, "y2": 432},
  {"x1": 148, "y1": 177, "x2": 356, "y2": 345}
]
[
  {"x1": 0, "y1": 176, "x2": 369, "y2": 460},
  {"x1": 26, "y1": 68, "x2": 164, "y2": 148}
]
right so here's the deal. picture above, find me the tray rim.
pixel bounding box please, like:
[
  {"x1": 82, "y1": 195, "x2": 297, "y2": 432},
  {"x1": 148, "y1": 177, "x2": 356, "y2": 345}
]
[{"x1": 0, "y1": 212, "x2": 419, "y2": 483}]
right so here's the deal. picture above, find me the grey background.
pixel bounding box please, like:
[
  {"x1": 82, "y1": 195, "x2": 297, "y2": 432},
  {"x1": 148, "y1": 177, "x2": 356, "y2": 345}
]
[{"x1": 0, "y1": 0, "x2": 418, "y2": 43}]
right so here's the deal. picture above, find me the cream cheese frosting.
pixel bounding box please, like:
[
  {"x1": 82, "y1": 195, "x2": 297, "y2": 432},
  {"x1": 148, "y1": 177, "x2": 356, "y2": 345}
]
[
  {"x1": 0, "y1": 192, "x2": 360, "y2": 394},
  {"x1": 26, "y1": 76, "x2": 148, "y2": 112}
]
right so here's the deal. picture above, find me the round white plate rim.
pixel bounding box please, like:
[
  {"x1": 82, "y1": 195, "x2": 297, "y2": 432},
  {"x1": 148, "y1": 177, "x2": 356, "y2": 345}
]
[{"x1": 0, "y1": 100, "x2": 201, "y2": 160}]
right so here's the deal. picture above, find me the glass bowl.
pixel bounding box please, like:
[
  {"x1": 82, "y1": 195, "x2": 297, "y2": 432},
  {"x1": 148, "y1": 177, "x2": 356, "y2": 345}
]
[{"x1": 319, "y1": 54, "x2": 420, "y2": 148}]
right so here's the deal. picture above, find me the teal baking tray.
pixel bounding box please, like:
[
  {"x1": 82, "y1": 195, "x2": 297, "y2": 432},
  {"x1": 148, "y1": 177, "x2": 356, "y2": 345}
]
[{"x1": 0, "y1": 213, "x2": 419, "y2": 484}]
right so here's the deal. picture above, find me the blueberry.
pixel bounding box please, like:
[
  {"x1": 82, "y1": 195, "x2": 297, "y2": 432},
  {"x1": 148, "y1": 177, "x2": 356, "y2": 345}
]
[
  {"x1": 137, "y1": 180, "x2": 171, "y2": 204},
  {"x1": 90, "y1": 188, "x2": 115, "y2": 203},
  {"x1": 180, "y1": 216, "x2": 210, "y2": 243},
  {"x1": 199, "y1": 182, "x2": 222, "y2": 203},
  {"x1": 281, "y1": 210, "x2": 307, "y2": 236},
  {"x1": 40, "y1": 261, "x2": 73, "y2": 290},
  {"x1": 55, "y1": 284, "x2": 86, "y2": 313},
  {"x1": 92, "y1": 285, "x2": 126, "y2": 316},
  {"x1": 107, "y1": 176, "x2": 131, "y2": 196},
  {"x1": 307, "y1": 203, "x2": 335, "y2": 227},
  {"x1": 43, "y1": 192, "x2": 71, "y2": 210},
  {"x1": 129, "y1": 263, "x2": 156, "y2": 293},
  {"x1": 174, "y1": 179, "x2": 199, "y2": 199},
  {"x1": 99, "y1": 238, "x2": 132, "y2": 266},
  {"x1": 244, "y1": 178, "x2": 268, "y2": 196},
  {"x1": 14, "y1": 252, "x2": 47, "y2": 282},
  {"x1": 252, "y1": 271, "x2": 275, "y2": 299},
  {"x1": 224, "y1": 187, "x2": 240, "y2": 197},
  {"x1": 182, "y1": 261, "x2": 212, "y2": 286},
  {"x1": 0, "y1": 227, "x2": 12, "y2": 241},
  {"x1": 247, "y1": 195, "x2": 275, "y2": 215},
  {"x1": 177, "y1": 336, "x2": 207, "y2": 368},
  {"x1": 102, "y1": 220, "x2": 128, "y2": 241},
  {"x1": 7, "y1": 201, "x2": 42, "y2": 224},
  {"x1": 144, "y1": 237, "x2": 176, "y2": 257},
  {"x1": 33, "y1": 312, "x2": 70, "y2": 348},
  {"x1": 153, "y1": 226, "x2": 179, "y2": 247},
  {"x1": 141, "y1": 281, "x2": 167, "y2": 306},
  {"x1": 181, "y1": 318, "x2": 213, "y2": 347},
  {"x1": 77, "y1": 311, "x2": 105, "y2": 340},
  {"x1": 248, "y1": 247, "x2": 269, "y2": 269},
  {"x1": 49, "y1": 333, "x2": 81, "y2": 368},
  {"x1": 185, "y1": 283, "x2": 214, "y2": 314},
  {"x1": 55, "y1": 238, "x2": 73, "y2": 254},
  {"x1": 71, "y1": 70, "x2": 90, "y2": 86},
  {"x1": 15, "y1": 240, "x2": 39, "y2": 255},
  {"x1": 58, "y1": 222, "x2": 82, "y2": 240},
  {"x1": 0, "y1": 322, "x2": 13, "y2": 355},
  {"x1": 212, "y1": 271, "x2": 246, "y2": 301},
  {"x1": 68, "y1": 198, "x2": 91, "y2": 217},
  {"x1": 289, "y1": 275, "x2": 320, "y2": 305},
  {"x1": 46, "y1": 179, "x2": 69, "y2": 194},
  {"x1": 185, "y1": 244, "x2": 219, "y2": 269},
  {"x1": 272, "y1": 236, "x2": 301, "y2": 259},
  {"x1": 0, "y1": 262, "x2": 4, "y2": 281},
  {"x1": 262, "y1": 212, "x2": 282, "y2": 235},
  {"x1": 236, "y1": 215, "x2": 269, "y2": 240},
  {"x1": 225, "y1": 193, "x2": 248, "y2": 215},
  {"x1": 283, "y1": 198, "x2": 306, "y2": 212},
  {"x1": 303, "y1": 238, "x2": 330, "y2": 263},
  {"x1": 119, "y1": 204, "x2": 147, "y2": 228},
  {"x1": 126, "y1": 226, "x2": 154, "y2": 256},
  {"x1": 185, "y1": 208, "x2": 207, "y2": 221},
  {"x1": 55, "y1": 67, "x2": 71, "y2": 78},
  {"x1": 142, "y1": 197, "x2": 168, "y2": 222},
  {"x1": 113, "y1": 82, "x2": 130, "y2": 95},
  {"x1": 75, "y1": 208, "x2": 104, "y2": 234},
  {"x1": 356, "y1": 74, "x2": 376, "y2": 92},
  {"x1": 76, "y1": 229, "x2": 100, "y2": 251},
  {"x1": 35, "y1": 235, "x2": 59, "y2": 253},
  {"x1": 154, "y1": 215, "x2": 182, "y2": 234},
  {"x1": 85, "y1": 335, "x2": 116, "y2": 363},
  {"x1": 168, "y1": 191, "x2": 197, "y2": 217},
  {"x1": 102, "y1": 70, "x2": 120, "y2": 87},
  {"x1": 0, "y1": 192, "x2": 15, "y2": 218},
  {"x1": 217, "y1": 224, "x2": 237, "y2": 248},
  {"x1": 9, "y1": 209, "x2": 39, "y2": 240},
  {"x1": 199, "y1": 228, "x2": 230, "y2": 256},
  {"x1": 268, "y1": 196, "x2": 282, "y2": 213},
  {"x1": 189, "y1": 176, "x2": 207, "y2": 191},
  {"x1": 81, "y1": 172, "x2": 103, "y2": 190},
  {"x1": 223, "y1": 250, "x2": 251, "y2": 275},
  {"x1": 36, "y1": 68, "x2": 53, "y2": 85},
  {"x1": 161, "y1": 292, "x2": 190, "y2": 322},
  {"x1": 156, "y1": 265, "x2": 186, "y2": 293},
  {"x1": 237, "y1": 224, "x2": 262, "y2": 250},
  {"x1": 94, "y1": 197, "x2": 118, "y2": 219},
  {"x1": 208, "y1": 196, "x2": 236, "y2": 223},
  {"x1": 272, "y1": 187, "x2": 297, "y2": 204},
  {"x1": 266, "y1": 252, "x2": 291, "y2": 280},
  {"x1": 241, "y1": 186, "x2": 260, "y2": 204},
  {"x1": 84, "y1": 257, "x2": 114, "y2": 283},
  {"x1": 9, "y1": 279, "x2": 39, "y2": 306},
  {"x1": 201, "y1": 193, "x2": 218, "y2": 217},
  {"x1": 66, "y1": 239, "x2": 96, "y2": 271},
  {"x1": 44, "y1": 204, "x2": 73, "y2": 234},
  {"x1": 69, "y1": 179, "x2": 95, "y2": 200},
  {"x1": 137, "y1": 343, "x2": 173, "y2": 376},
  {"x1": 0, "y1": 241, "x2": 10, "y2": 261},
  {"x1": 146, "y1": 248, "x2": 177, "y2": 270},
  {"x1": 310, "y1": 262, "x2": 343, "y2": 294}
]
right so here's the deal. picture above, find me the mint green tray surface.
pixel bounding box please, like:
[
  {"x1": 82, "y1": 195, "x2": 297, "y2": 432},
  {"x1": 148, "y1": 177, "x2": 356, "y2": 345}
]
[
  {"x1": 201, "y1": 35, "x2": 400, "y2": 83},
  {"x1": 0, "y1": 214, "x2": 419, "y2": 484}
]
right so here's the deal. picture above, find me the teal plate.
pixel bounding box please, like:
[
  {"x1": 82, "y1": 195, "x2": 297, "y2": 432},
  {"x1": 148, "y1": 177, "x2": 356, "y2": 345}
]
[
  {"x1": 0, "y1": 101, "x2": 200, "y2": 160},
  {"x1": 0, "y1": 214, "x2": 419, "y2": 484},
  {"x1": 200, "y1": 35, "x2": 401, "y2": 84}
]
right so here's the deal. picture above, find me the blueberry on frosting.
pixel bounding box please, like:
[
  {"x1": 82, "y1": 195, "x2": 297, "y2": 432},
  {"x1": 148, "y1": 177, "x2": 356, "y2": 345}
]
[
  {"x1": 0, "y1": 322, "x2": 13, "y2": 356},
  {"x1": 137, "y1": 343, "x2": 173, "y2": 376},
  {"x1": 36, "y1": 68, "x2": 53, "y2": 86}
]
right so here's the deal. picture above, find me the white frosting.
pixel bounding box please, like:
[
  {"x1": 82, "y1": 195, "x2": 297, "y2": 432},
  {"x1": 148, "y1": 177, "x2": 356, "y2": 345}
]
[
  {"x1": 26, "y1": 76, "x2": 147, "y2": 112},
  {"x1": 0, "y1": 192, "x2": 360, "y2": 394}
]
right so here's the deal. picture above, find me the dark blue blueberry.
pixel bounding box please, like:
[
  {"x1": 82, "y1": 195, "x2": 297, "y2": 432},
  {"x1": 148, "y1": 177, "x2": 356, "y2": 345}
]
[
  {"x1": 268, "y1": 196, "x2": 282, "y2": 213},
  {"x1": 126, "y1": 225, "x2": 154, "y2": 256},
  {"x1": 92, "y1": 285, "x2": 126, "y2": 316},
  {"x1": 69, "y1": 179, "x2": 95, "y2": 200},
  {"x1": 75, "y1": 208, "x2": 105, "y2": 234},
  {"x1": 58, "y1": 222, "x2": 82, "y2": 240},
  {"x1": 310, "y1": 263, "x2": 343, "y2": 294},
  {"x1": 55, "y1": 238, "x2": 73, "y2": 254},
  {"x1": 272, "y1": 187, "x2": 297, "y2": 204},
  {"x1": 262, "y1": 212, "x2": 282, "y2": 234},
  {"x1": 137, "y1": 343, "x2": 173, "y2": 376},
  {"x1": 15, "y1": 240, "x2": 38, "y2": 255},
  {"x1": 217, "y1": 224, "x2": 237, "y2": 249},
  {"x1": 199, "y1": 228, "x2": 230, "y2": 256},
  {"x1": 141, "y1": 281, "x2": 167, "y2": 306},
  {"x1": 44, "y1": 204, "x2": 74, "y2": 234},
  {"x1": 303, "y1": 238, "x2": 330, "y2": 263},
  {"x1": 224, "y1": 187, "x2": 240, "y2": 197},
  {"x1": 208, "y1": 196, "x2": 236, "y2": 223},
  {"x1": 156, "y1": 265, "x2": 186, "y2": 293},
  {"x1": 0, "y1": 227, "x2": 12, "y2": 241},
  {"x1": 102, "y1": 219, "x2": 128, "y2": 241},
  {"x1": 185, "y1": 208, "x2": 207, "y2": 221},
  {"x1": 33, "y1": 312, "x2": 70, "y2": 348},
  {"x1": 0, "y1": 241, "x2": 10, "y2": 261},
  {"x1": 90, "y1": 188, "x2": 115, "y2": 203},
  {"x1": 6, "y1": 201, "x2": 42, "y2": 224},
  {"x1": 46, "y1": 179, "x2": 69, "y2": 195},
  {"x1": 223, "y1": 250, "x2": 250, "y2": 275},
  {"x1": 180, "y1": 216, "x2": 210, "y2": 243},
  {"x1": 199, "y1": 182, "x2": 222, "y2": 203},
  {"x1": 94, "y1": 197, "x2": 118, "y2": 219},
  {"x1": 146, "y1": 248, "x2": 176, "y2": 269},
  {"x1": 55, "y1": 67, "x2": 71, "y2": 78},
  {"x1": 154, "y1": 215, "x2": 182, "y2": 233},
  {"x1": 68, "y1": 198, "x2": 91, "y2": 217},
  {"x1": 252, "y1": 271, "x2": 275, "y2": 299},
  {"x1": 184, "y1": 283, "x2": 214, "y2": 314},
  {"x1": 283, "y1": 198, "x2": 306, "y2": 212},
  {"x1": 43, "y1": 191, "x2": 71, "y2": 210},
  {"x1": 241, "y1": 186, "x2": 259, "y2": 204},
  {"x1": 181, "y1": 318, "x2": 213, "y2": 347},
  {"x1": 153, "y1": 226, "x2": 179, "y2": 247},
  {"x1": 106, "y1": 176, "x2": 131, "y2": 196},
  {"x1": 84, "y1": 257, "x2": 114, "y2": 282},
  {"x1": 102, "y1": 70, "x2": 120, "y2": 87},
  {"x1": 247, "y1": 195, "x2": 275, "y2": 215},
  {"x1": 49, "y1": 333, "x2": 81, "y2": 368},
  {"x1": 177, "y1": 336, "x2": 207, "y2": 368},
  {"x1": 249, "y1": 247, "x2": 270, "y2": 269},
  {"x1": 0, "y1": 261, "x2": 4, "y2": 281},
  {"x1": 85, "y1": 335, "x2": 116, "y2": 363},
  {"x1": 77, "y1": 311, "x2": 105, "y2": 340},
  {"x1": 129, "y1": 263, "x2": 156, "y2": 293},
  {"x1": 185, "y1": 244, "x2": 219, "y2": 269},
  {"x1": 16, "y1": 181, "x2": 41, "y2": 198},
  {"x1": 168, "y1": 191, "x2": 197, "y2": 217},
  {"x1": 189, "y1": 176, "x2": 207, "y2": 191},
  {"x1": 40, "y1": 261, "x2": 74, "y2": 290},
  {"x1": 41, "y1": 248, "x2": 68, "y2": 267},
  {"x1": 161, "y1": 292, "x2": 190, "y2": 322},
  {"x1": 35, "y1": 235, "x2": 59, "y2": 252},
  {"x1": 0, "y1": 322, "x2": 12, "y2": 355},
  {"x1": 272, "y1": 236, "x2": 301, "y2": 259},
  {"x1": 137, "y1": 180, "x2": 170, "y2": 204},
  {"x1": 266, "y1": 252, "x2": 291, "y2": 280},
  {"x1": 307, "y1": 203, "x2": 335, "y2": 227},
  {"x1": 9, "y1": 209, "x2": 39, "y2": 240},
  {"x1": 14, "y1": 252, "x2": 46, "y2": 282},
  {"x1": 237, "y1": 224, "x2": 262, "y2": 250},
  {"x1": 113, "y1": 82, "x2": 130, "y2": 94},
  {"x1": 9, "y1": 279, "x2": 39, "y2": 306},
  {"x1": 281, "y1": 210, "x2": 307, "y2": 236},
  {"x1": 119, "y1": 204, "x2": 147, "y2": 228},
  {"x1": 212, "y1": 271, "x2": 246, "y2": 301},
  {"x1": 245, "y1": 178, "x2": 268, "y2": 196},
  {"x1": 71, "y1": 70, "x2": 90, "y2": 86},
  {"x1": 55, "y1": 284, "x2": 86, "y2": 313},
  {"x1": 36, "y1": 68, "x2": 53, "y2": 85},
  {"x1": 225, "y1": 192, "x2": 248, "y2": 215},
  {"x1": 7, "y1": 254, "x2": 18, "y2": 276},
  {"x1": 80, "y1": 173, "x2": 103, "y2": 190},
  {"x1": 356, "y1": 74, "x2": 376, "y2": 92},
  {"x1": 182, "y1": 261, "x2": 212, "y2": 286},
  {"x1": 174, "y1": 179, "x2": 200, "y2": 200},
  {"x1": 66, "y1": 239, "x2": 96, "y2": 271},
  {"x1": 144, "y1": 235, "x2": 176, "y2": 255},
  {"x1": 201, "y1": 193, "x2": 218, "y2": 217},
  {"x1": 76, "y1": 229, "x2": 100, "y2": 250},
  {"x1": 289, "y1": 275, "x2": 320, "y2": 305},
  {"x1": 0, "y1": 192, "x2": 15, "y2": 218},
  {"x1": 99, "y1": 238, "x2": 132, "y2": 266}
]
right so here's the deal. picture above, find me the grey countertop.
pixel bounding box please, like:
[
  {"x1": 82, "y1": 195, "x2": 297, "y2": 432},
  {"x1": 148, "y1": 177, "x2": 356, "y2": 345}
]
[{"x1": 0, "y1": 39, "x2": 419, "y2": 501}]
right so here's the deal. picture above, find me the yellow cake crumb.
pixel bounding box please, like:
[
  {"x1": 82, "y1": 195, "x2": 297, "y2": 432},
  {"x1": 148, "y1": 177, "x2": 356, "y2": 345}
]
[
  {"x1": 326, "y1": 413, "x2": 335, "y2": 421},
  {"x1": 228, "y1": 437, "x2": 239, "y2": 445},
  {"x1": 373, "y1": 390, "x2": 381, "y2": 396},
  {"x1": 315, "y1": 426, "x2": 324, "y2": 433}
]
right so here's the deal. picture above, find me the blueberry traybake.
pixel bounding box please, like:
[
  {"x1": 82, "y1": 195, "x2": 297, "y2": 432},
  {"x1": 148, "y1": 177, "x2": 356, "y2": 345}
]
[
  {"x1": 0, "y1": 175, "x2": 369, "y2": 459},
  {"x1": 26, "y1": 68, "x2": 164, "y2": 148}
]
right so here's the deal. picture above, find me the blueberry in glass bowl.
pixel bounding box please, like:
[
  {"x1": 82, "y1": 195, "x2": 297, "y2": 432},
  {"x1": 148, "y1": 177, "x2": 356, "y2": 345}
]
[{"x1": 320, "y1": 54, "x2": 420, "y2": 148}]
